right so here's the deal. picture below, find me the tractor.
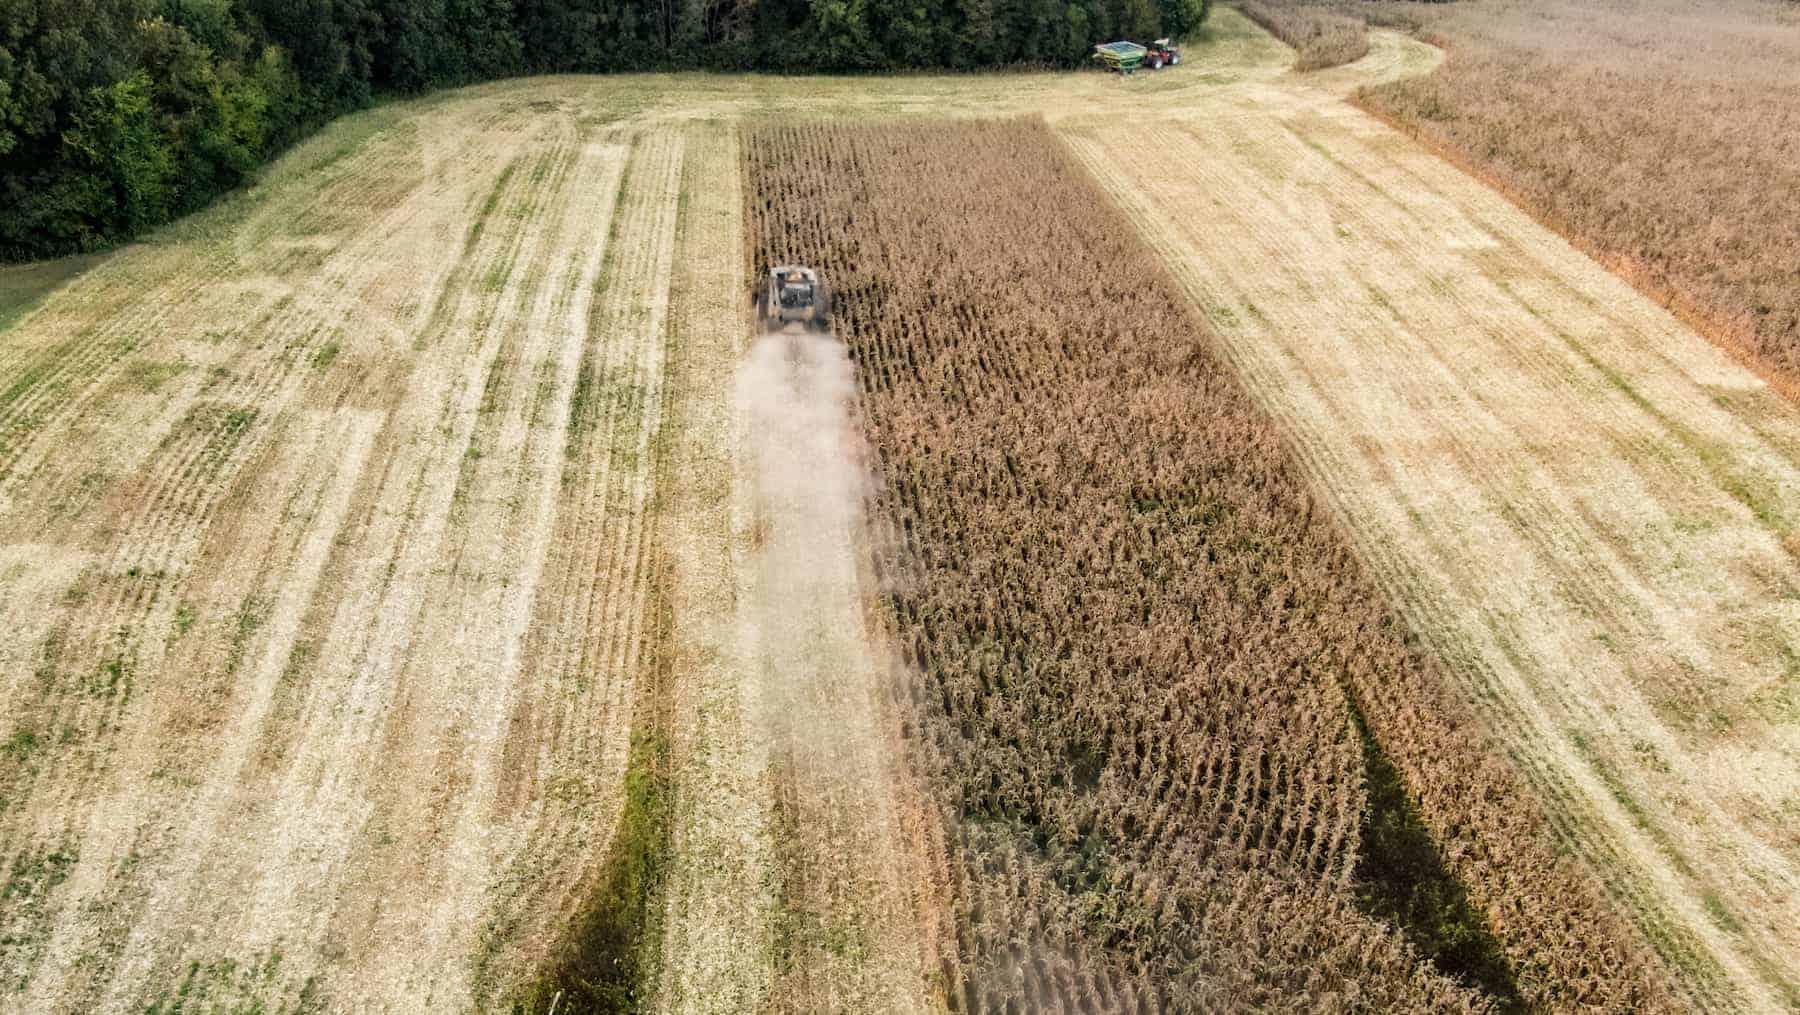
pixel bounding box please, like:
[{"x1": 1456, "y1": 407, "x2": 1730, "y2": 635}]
[
  {"x1": 758, "y1": 265, "x2": 830, "y2": 332},
  {"x1": 1144, "y1": 38, "x2": 1182, "y2": 69}
]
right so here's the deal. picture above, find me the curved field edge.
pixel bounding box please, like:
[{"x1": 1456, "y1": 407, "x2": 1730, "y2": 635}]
[
  {"x1": 1347, "y1": 0, "x2": 1800, "y2": 409},
  {"x1": 743, "y1": 117, "x2": 1672, "y2": 1010},
  {"x1": 1349, "y1": 95, "x2": 1800, "y2": 412},
  {"x1": 0, "y1": 256, "x2": 110, "y2": 337}
]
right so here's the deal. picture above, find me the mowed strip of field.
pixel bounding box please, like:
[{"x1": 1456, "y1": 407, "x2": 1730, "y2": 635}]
[
  {"x1": 0, "y1": 87, "x2": 702, "y2": 1008},
  {"x1": 1065, "y1": 44, "x2": 1800, "y2": 1012},
  {"x1": 650, "y1": 128, "x2": 943, "y2": 1013}
]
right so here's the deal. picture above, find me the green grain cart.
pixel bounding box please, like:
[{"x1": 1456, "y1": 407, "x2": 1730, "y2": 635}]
[{"x1": 1093, "y1": 40, "x2": 1148, "y2": 74}]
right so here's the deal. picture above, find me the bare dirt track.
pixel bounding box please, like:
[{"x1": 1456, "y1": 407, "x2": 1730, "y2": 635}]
[{"x1": 3, "y1": 6, "x2": 1797, "y2": 1011}]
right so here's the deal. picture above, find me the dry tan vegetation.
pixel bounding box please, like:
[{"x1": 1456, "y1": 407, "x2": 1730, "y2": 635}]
[
  {"x1": 1349, "y1": 0, "x2": 1800, "y2": 401},
  {"x1": 745, "y1": 118, "x2": 1673, "y2": 1011},
  {"x1": 5, "y1": 7, "x2": 1798, "y2": 1010},
  {"x1": 0, "y1": 256, "x2": 104, "y2": 334},
  {"x1": 1237, "y1": 0, "x2": 1370, "y2": 70},
  {"x1": 0, "y1": 88, "x2": 695, "y2": 1010},
  {"x1": 0, "y1": 25, "x2": 1307, "y2": 1010}
]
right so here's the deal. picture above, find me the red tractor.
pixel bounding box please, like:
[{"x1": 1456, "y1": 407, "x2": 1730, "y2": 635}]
[{"x1": 1144, "y1": 38, "x2": 1182, "y2": 70}]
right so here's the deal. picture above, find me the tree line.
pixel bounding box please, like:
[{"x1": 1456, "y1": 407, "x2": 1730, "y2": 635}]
[{"x1": 0, "y1": 0, "x2": 1210, "y2": 260}]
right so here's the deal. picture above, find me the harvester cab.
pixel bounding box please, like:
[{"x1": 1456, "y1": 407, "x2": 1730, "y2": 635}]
[{"x1": 760, "y1": 265, "x2": 831, "y2": 332}]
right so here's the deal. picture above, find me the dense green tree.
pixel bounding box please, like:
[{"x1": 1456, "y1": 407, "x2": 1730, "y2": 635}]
[
  {"x1": 68, "y1": 71, "x2": 176, "y2": 230},
  {"x1": 2, "y1": 0, "x2": 153, "y2": 254},
  {"x1": 376, "y1": 0, "x2": 522, "y2": 91},
  {"x1": 2, "y1": 0, "x2": 1212, "y2": 259},
  {"x1": 518, "y1": 0, "x2": 656, "y2": 72},
  {"x1": 156, "y1": 0, "x2": 246, "y2": 60},
  {"x1": 242, "y1": 0, "x2": 377, "y2": 117},
  {"x1": 1157, "y1": 0, "x2": 1210, "y2": 40}
]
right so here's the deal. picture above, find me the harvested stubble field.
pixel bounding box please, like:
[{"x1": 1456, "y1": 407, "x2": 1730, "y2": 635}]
[
  {"x1": 1, "y1": 6, "x2": 1797, "y2": 1012},
  {"x1": 0, "y1": 87, "x2": 706, "y2": 1010}
]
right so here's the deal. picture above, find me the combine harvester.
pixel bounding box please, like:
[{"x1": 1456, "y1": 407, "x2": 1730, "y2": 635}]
[
  {"x1": 757, "y1": 265, "x2": 831, "y2": 333},
  {"x1": 1093, "y1": 38, "x2": 1183, "y2": 74}
]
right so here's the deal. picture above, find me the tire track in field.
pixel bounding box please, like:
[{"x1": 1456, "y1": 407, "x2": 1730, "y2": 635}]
[
  {"x1": 462, "y1": 130, "x2": 686, "y2": 1005},
  {"x1": 1065, "y1": 64, "x2": 1800, "y2": 1011},
  {"x1": 0, "y1": 110, "x2": 437, "y2": 502},
  {"x1": 0, "y1": 109, "x2": 501, "y2": 870},
  {"x1": 100, "y1": 118, "x2": 595, "y2": 1007},
  {"x1": 718, "y1": 328, "x2": 936, "y2": 1015},
  {"x1": 0, "y1": 110, "x2": 505, "y2": 729},
  {"x1": 317, "y1": 124, "x2": 619, "y2": 1006},
  {"x1": 652, "y1": 126, "x2": 783, "y2": 1014}
]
